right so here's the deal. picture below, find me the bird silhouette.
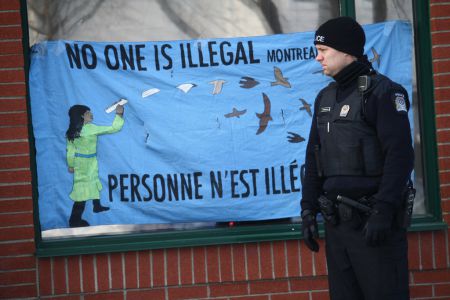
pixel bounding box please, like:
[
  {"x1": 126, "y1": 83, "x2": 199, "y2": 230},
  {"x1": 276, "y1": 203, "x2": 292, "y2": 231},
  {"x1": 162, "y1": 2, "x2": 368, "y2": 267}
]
[
  {"x1": 299, "y1": 98, "x2": 312, "y2": 117},
  {"x1": 239, "y1": 76, "x2": 260, "y2": 89},
  {"x1": 369, "y1": 47, "x2": 381, "y2": 67},
  {"x1": 256, "y1": 93, "x2": 273, "y2": 135},
  {"x1": 141, "y1": 88, "x2": 160, "y2": 98},
  {"x1": 177, "y1": 83, "x2": 197, "y2": 93},
  {"x1": 224, "y1": 108, "x2": 247, "y2": 118},
  {"x1": 287, "y1": 132, "x2": 305, "y2": 143},
  {"x1": 271, "y1": 66, "x2": 291, "y2": 88},
  {"x1": 209, "y1": 79, "x2": 226, "y2": 95}
]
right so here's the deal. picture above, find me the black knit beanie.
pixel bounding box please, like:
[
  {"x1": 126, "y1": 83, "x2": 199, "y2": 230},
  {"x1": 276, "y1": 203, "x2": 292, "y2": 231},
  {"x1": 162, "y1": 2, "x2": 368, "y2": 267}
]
[{"x1": 314, "y1": 16, "x2": 365, "y2": 58}]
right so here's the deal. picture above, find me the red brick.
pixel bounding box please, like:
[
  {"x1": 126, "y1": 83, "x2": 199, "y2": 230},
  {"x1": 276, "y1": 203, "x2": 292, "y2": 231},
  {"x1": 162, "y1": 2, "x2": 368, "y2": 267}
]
[
  {"x1": 0, "y1": 212, "x2": 33, "y2": 226},
  {"x1": 311, "y1": 290, "x2": 330, "y2": 300},
  {"x1": 431, "y1": 4, "x2": 450, "y2": 18},
  {"x1": 219, "y1": 244, "x2": 233, "y2": 282},
  {"x1": 438, "y1": 144, "x2": 450, "y2": 158},
  {"x1": 408, "y1": 232, "x2": 421, "y2": 270},
  {"x1": 435, "y1": 73, "x2": 450, "y2": 87},
  {"x1": 0, "y1": 0, "x2": 20, "y2": 10},
  {"x1": 232, "y1": 243, "x2": 246, "y2": 282},
  {"x1": 124, "y1": 251, "x2": 138, "y2": 289},
  {"x1": 206, "y1": 245, "x2": 220, "y2": 283},
  {"x1": 138, "y1": 251, "x2": 151, "y2": 288},
  {"x1": 259, "y1": 242, "x2": 273, "y2": 280},
  {"x1": 436, "y1": 115, "x2": 450, "y2": 128},
  {"x1": 0, "y1": 284, "x2": 36, "y2": 298},
  {"x1": 192, "y1": 246, "x2": 206, "y2": 284},
  {"x1": 0, "y1": 226, "x2": 34, "y2": 241},
  {"x1": 0, "y1": 54, "x2": 23, "y2": 68},
  {"x1": 0, "y1": 26, "x2": 22, "y2": 39},
  {"x1": 439, "y1": 172, "x2": 450, "y2": 185},
  {"x1": 290, "y1": 277, "x2": 329, "y2": 291},
  {"x1": 0, "y1": 198, "x2": 33, "y2": 213},
  {"x1": 0, "y1": 240, "x2": 34, "y2": 256},
  {"x1": 249, "y1": 279, "x2": 289, "y2": 294},
  {"x1": 314, "y1": 240, "x2": 327, "y2": 276},
  {"x1": 0, "y1": 255, "x2": 34, "y2": 271},
  {"x1": 53, "y1": 256, "x2": 67, "y2": 295},
  {"x1": 0, "y1": 155, "x2": 30, "y2": 170},
  {"x1": 110, "y1": 252, "x2": 123, "y2": 290},
  {"x1": 0, "y1": 126, "x2": 28, "y2": 140},
  {"x1": 271, "y1": 293, "x2": 309, "y2": 300},
  {"x1": 210, "y1": 282, "x2": 248, "y2": 297},
  {"x1": 38, "y1": 257, "x2": 52, "y2": 295},
  {"x1": 0, "y1": 269, "x2": 34, "y2": 285},
  {"x1": 0, "y1": 169, "x2": 31, "y2": 184},
  {"x1": 431, "y1": 18, "x2": 450, "y2": 32},
  {"x1": 435, "y1": 87, "x2": 450, "y2": 101},
  {"x1": 67, "y1": 255, "x2": 81, "y2": 294},
  {"x1": 299, "y1": 239, "x2": 314, "y2": 276},
  {"x1": 127, "y1": 288, "x2": 165, "y2": 300},
  {"x1": 434, "y1": 60, "x2": 450, "y2": 74},
  {"x1": 81, "y1": 255, "x2": 95, "y2": 293},
  {"x1": 420, "y1": 231, "x2": 435, "y2": 269},
  {"x1": 40, "y1": 296, "x2": 81, "y2": 300},
  {"x1": 96, "y1": 254, "x2": 109, "y2": 292},
  {"x1": 179, "y1": 247, "x2": 192, "y2": 285},
  {"x1": 0, "y1": 98, "x2": 26, "y2": 111},
  {"x1": 0, "y1": 111, "x2": 27, "y2": 126},
  {"x1": 229, "y1": 296, "x2": 268, "y2": 300},
  {"x1": 435, "y1": 283, "x2": 450, "y2": 296},
  {"x1": 0, "y1": 141, "x2": 29, "y2": 155},
  {"x1": 434, "y1": 230, "x2": 448, "y2": 268},
  {"x1": 84, "y1": 292, "x2": 123, "y2": 300},
  {"x1": 245, "y1": 242, "x2": 260, "y2": 280},
  {"x1": 442, "y1": 199, "x2": 450, "y2": 212},
  {"x1": 165, "y1": 248, "x2": 179, "y2": 286},
  {"x1": 413, "y1": 269, "x2": 450, "y2": 283},
  {"x1": 152, "y1": 249, "x2": 165, "y2": 287},
  {"x1": 437, "y1": 129, "x2": 450, "y2": 144},
  {"x1": 0, "y1": 83, "x2": 26, "y2": 96},
  {"x1": 410, "y1": 284, "x2": 433, "y2": 298},
  {"x1": 167, "y1": 285, "x2": 208, "y2": 300},
  {"x1": 432, "y1": 31, "x2": 450, "y2": 46},
  {"x1": 0, "y1": 184, "x2": 32, "y2": 198},
  {"x1": 286, "y1": 240, "x2": 300, "y2": 277},
  {"x1": 433, "y1": 45, "x2": 450, "y2": 60},
  {"x1": 0, "y1": 69, "x2": 24, "y2": 82},
  {"x1": 0, "y1": 12, "x2": 21, "y2": 25},
  {"x1": 0, "y1": 41, "x2": 22, "y2": 55},
  {"x1": 272, "y1": 241, "x2": 286, "y2": 278}
]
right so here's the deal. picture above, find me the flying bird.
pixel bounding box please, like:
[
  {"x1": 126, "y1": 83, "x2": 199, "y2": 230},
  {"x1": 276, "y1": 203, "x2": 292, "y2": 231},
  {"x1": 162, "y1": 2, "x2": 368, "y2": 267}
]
[
  {"x1": 141, "y1": 88, "x2": 160, "y2": 98},
  {"x1": 239, "y1": 76, "x2": 260, "y2": 89},
  {"x1": 176, "y1": 83, "x2": 197, "y2": 93},
  {"x1": 369, "y1": 47, "x2": 381, "y2": 67},
  {"x1": 299, "y1": 98, "x2": 312, "y2": 117},
  {"x1": 224, "y1": 108, "x2": 247, "y2": 118},
  {"x1": 271, "y1": 66, "x2": 291, "y2": 88},
  {"x1": 287, "y1": 132, "x2": 305, "y2": 143},
  {"x1": 209, "y1": 79, "x2": 226, "y2": 95},
  {"x1": 256, "y1": 93, "x2": 273, "y2": 135}
]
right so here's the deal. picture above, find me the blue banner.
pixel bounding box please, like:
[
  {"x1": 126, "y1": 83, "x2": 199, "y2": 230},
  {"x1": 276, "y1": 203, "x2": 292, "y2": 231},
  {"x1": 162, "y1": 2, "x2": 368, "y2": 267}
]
[{"x1": 29, "y1": 21, "x2": 412, "y2": 230}]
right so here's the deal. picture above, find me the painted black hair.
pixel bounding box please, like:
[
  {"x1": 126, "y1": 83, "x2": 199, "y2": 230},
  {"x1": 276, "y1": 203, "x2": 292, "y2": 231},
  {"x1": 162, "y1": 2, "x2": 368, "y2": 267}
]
[{"x1": 66, "y1": 105, "x2": 90, "y2": 142}]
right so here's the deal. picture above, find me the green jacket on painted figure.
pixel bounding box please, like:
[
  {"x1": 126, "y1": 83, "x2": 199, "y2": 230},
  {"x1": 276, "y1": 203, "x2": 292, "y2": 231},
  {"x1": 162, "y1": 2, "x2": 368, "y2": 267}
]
[{"x1": 67, "y1": 115, "x2": 124, "y2": 201}]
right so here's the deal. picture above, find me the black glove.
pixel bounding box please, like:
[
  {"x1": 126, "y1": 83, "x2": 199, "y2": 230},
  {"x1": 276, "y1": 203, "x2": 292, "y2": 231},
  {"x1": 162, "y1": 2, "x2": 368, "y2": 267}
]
[
  {"x1": 301, "y1": 209, "x2": 319, "y2": 252},
  {"x1": 363, "y1": 201, "x2": 394, "y2": 247}
]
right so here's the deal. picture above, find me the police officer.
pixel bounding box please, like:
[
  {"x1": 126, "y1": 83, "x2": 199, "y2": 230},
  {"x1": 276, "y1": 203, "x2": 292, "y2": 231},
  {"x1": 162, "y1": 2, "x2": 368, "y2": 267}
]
[{"x1": 300, "y1": 17, "x2": 414, "y2": 300}]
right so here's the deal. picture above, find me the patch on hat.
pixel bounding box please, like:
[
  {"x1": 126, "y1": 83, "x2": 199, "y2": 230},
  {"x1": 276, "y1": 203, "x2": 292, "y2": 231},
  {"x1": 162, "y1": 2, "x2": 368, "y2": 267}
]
[{"x1": 394, "y1": 93, "x2": 407, "y2": 112}]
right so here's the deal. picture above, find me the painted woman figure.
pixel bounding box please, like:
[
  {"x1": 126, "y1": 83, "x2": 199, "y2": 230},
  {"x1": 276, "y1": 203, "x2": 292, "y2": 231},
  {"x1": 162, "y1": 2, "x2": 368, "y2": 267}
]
[{"x1": 66, "y1": 104, "x2": 124, "y2": 227}]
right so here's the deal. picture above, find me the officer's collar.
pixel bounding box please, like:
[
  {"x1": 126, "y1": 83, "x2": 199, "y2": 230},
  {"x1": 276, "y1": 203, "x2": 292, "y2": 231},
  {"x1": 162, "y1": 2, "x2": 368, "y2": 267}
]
[{"x1": 333, "y1": 61, "x2": 370, "y2": 87}]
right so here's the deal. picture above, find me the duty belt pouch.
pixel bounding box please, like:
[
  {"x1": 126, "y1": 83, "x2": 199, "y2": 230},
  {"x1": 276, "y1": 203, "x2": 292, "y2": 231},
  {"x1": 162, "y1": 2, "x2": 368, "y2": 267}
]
[{"x1": 338, "y1": 203, "x2": 352, "y2": 222}]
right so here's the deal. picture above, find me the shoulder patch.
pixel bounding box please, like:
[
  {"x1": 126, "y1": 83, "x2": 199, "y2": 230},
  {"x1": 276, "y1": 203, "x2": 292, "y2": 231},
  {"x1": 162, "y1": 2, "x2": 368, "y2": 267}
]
[{"x1": 394, "y1": 92, "x2": 407, "y2": 113}]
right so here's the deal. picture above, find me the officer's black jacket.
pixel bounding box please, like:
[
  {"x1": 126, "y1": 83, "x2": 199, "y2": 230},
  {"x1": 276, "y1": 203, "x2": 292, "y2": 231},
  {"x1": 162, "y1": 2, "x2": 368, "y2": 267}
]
[{"x1": 301, "y1": 61, "x2": 414, "y2": 215}]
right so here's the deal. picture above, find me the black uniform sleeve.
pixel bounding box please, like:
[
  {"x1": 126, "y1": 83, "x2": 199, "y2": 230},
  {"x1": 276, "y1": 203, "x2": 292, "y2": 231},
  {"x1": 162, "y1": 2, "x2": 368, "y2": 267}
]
[
  {"x1": 365, "y1": 81, "x2": 414, "y2": 212},
  {"x1": 301, "y1": 93, "x2": 324, "y2": 213}
]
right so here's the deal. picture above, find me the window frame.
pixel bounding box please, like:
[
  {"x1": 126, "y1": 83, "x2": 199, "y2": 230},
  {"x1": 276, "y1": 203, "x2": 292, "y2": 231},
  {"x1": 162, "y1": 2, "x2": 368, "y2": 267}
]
[{"x1": 21, "y1": 0, "x2": 445, "y2": 258}]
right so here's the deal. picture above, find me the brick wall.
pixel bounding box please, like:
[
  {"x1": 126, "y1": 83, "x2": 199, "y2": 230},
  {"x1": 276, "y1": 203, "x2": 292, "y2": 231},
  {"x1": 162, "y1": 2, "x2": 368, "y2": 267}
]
[{"x1": 0, "y1": 0, "x2": 448, "y2": 299}]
